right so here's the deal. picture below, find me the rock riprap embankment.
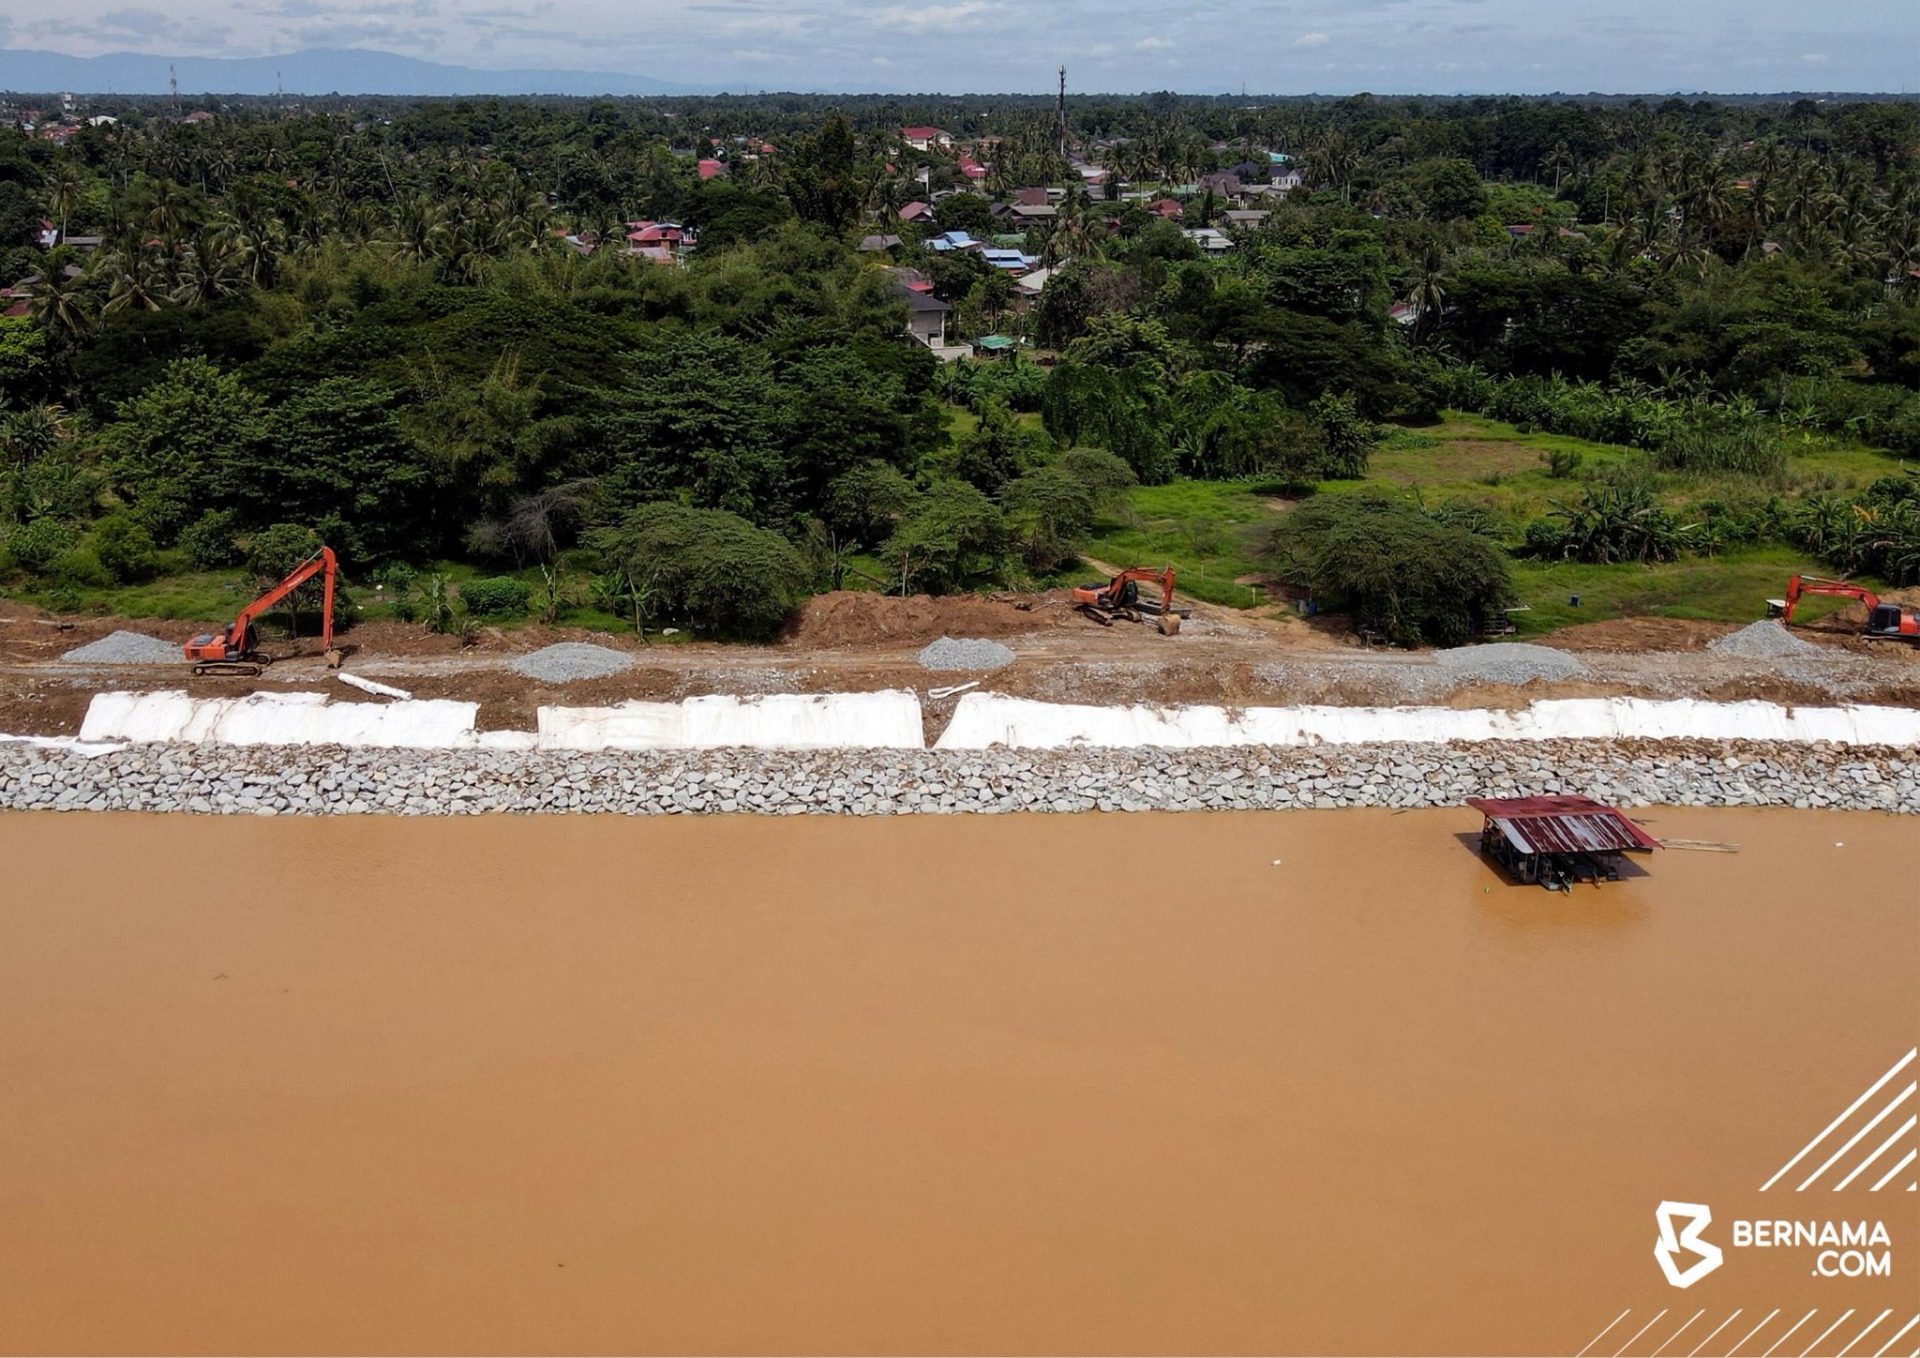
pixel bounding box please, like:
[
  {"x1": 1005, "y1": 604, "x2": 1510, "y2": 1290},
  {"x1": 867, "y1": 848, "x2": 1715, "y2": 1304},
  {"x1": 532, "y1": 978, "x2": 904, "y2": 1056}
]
[{"x1": 2, "y1": 740, "x2": 1911, "y2": 816}]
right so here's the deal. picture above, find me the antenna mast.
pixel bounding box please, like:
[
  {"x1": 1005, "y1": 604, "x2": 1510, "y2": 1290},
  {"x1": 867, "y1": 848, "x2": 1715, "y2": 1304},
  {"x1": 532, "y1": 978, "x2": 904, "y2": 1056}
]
[
  {"x1": 168, "y1": 64, "x2": 179, "y2": 113},
  {"x1": 1056, "y1": 64, "x2": 1068, "y2": 160}
]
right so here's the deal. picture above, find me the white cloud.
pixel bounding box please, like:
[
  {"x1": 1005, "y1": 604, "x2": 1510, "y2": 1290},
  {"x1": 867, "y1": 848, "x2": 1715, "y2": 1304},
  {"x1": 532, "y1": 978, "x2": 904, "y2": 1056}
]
[
  {"x1": 1292, "y1": 31, "x2": 1330, "y2": 47},
  {"x1": 1799, "y1": 51, "x2": 1828, "y2": 62},
  {"x1": 1134, "y1": 35, "x2": 1171, "y2": 49},
  {"x1": 871, "y1": 1, "x2": 999, "y2": 32},
  {"x1": 729, "y1": 46, "x2": 774, "y2": 60}
]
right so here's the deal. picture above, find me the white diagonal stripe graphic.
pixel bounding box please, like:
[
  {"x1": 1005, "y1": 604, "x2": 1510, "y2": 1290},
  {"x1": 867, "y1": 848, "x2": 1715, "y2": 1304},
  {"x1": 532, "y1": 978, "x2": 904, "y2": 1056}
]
[
  {"x1": 1760, "y1": 1311, "x2": 1815, "y2": 1358},
  {"x1": 1578, "y1": 1308, "x2": 1634, "y2": 1358},
  {"x1": 1763, "y1": 1049, "x2": 1917, "y2": 1191},
  {"x1": 1839, "y1": 1312, "x2": 1893, "y2": 1358},
  {"x1": 1618, "y1": 1309, "x2": 1670, "y2": 1358},
  {"x1": 1869, "y1": 1147, "x2": 1916, "y2": 1193},
  {"x1": 1654, "y1": 1310, "x2": 1707, "y2": 1356},
  {"x1": 1732, "y1": 1308, "x2": 1784, "y2": 1357},
  {"x1": 1833, "y1": 1115, "x2": 1918, "y2": 1191},
  {"x1": 1871, "y1": 1315, "x2": 1917, "y2": 1357},
  {"x1": 1802, "y1": 1310, "x2": 1856, "y2": 1358},
  {"x1": 1688, "y1": 1311, "x2": 1740, "y2": 1358},
  {"x1": 1797, "y1": 1084, "x2": 1914, "y2": 1190}
]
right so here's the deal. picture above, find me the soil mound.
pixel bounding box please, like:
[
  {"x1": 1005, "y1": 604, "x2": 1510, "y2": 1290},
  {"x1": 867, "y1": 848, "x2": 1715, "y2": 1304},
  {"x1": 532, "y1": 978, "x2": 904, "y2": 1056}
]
[
  {"x1": 784, "y1": 591, "x2": 1059, "y2": 649},
  {"x1": 1538, "y1": 617, "x2": 1735, "y2": 653}
]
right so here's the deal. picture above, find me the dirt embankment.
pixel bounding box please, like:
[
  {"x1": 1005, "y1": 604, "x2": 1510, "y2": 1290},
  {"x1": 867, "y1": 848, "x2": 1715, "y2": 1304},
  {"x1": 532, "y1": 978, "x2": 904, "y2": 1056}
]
[{"x1": 781, "y1": 590, "x2": 1072, "y2": 649}]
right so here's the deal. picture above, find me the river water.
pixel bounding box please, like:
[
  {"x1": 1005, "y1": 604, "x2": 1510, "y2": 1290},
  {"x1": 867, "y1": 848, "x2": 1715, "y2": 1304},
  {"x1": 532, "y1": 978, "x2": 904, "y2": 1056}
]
[{"x1": 1, "y1": 808, "x2": 1914, "y2": 1355}]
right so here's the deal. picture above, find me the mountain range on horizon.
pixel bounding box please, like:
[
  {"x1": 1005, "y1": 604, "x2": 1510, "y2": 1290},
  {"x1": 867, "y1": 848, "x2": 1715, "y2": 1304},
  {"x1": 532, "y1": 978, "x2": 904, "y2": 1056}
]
[{"x1": 0, "y1": 46, "x2": 715, "y2": 98}]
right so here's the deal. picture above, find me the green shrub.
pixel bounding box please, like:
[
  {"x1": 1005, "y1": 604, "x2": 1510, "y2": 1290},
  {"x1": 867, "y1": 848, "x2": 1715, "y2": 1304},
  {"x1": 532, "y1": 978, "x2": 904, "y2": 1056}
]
[
  {"x1": 179, "y1": 510, "x2": 244, "y2": 569},
  {"x1": 1652, "y1": 420, "x2": 1788, "y2": 480},
  {"x1": 458, "y1": 575, "x2": 533, "y2": 618},
  {"x1": 6, "y1": 518, "x2": 78, "y2": 574},
  {"x1": 52, "y1": 544, "x2": 110, "y2": 587},
  {"x1": 92, "y1": 514, "x2": 159, "y2": 583},
  {"x1": 1267, "y1": 493, "x2": 1514, "y2": 646},
  {"x1": 1533, "y1": 483, "x2": 1684, "y2": 563},
  {"x1": 590, "y1": 502, "x2": 811, "y2": 638}
]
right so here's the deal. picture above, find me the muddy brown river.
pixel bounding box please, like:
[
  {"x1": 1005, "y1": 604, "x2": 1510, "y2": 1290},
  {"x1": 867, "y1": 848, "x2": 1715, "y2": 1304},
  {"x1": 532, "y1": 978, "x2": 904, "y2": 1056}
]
[{"x1": 1, "y1": 808, "x2": 1914, "y2": 1356}]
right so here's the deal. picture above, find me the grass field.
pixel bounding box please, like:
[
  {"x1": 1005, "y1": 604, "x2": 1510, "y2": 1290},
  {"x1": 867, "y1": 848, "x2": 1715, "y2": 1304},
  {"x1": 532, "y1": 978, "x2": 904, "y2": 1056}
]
[
  {"x1": 1077, "y1": 410, "x2": 1891, "y2": 629},
  {"x1": 1081, "y1": 480, "x2": 1274, "y2": 608}
]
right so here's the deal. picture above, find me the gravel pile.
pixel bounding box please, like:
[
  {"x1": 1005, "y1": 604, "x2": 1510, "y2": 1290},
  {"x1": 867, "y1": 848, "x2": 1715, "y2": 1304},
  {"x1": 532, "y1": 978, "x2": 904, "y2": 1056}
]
[
  {"x1": 1435, "y1": 642, "x2": 1586, "y2": 685},
  {"x1": 60, "y1": 630, "x2": 182, "y2": 665},
  {"x1": 1709, "y1": 620, "x2": 1823, "y2": 660},
  {"x1": 917, "y1": 636, "x2": 1016, "y2": 671},
  {"x1": 508, "y1": 642, "x2": 634, "y2": 683},
  {"x1": 3, "y1": 739, "x2": 1912, "y2": 816}
]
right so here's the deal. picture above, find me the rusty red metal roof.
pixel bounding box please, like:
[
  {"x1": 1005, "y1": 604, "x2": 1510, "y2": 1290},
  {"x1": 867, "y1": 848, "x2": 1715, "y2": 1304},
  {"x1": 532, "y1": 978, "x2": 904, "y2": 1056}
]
[{"x1": 1466, "y1": 795, "x2": 1661, "y2": 856}]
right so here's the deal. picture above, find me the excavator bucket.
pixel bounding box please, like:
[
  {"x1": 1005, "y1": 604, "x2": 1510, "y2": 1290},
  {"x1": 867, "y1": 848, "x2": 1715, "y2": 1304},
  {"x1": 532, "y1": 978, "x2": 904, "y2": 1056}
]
[
  {"x1": 324, "y1": 648, "x2": 344, "y2": 669},
  {"x1": 1158, "y1": 613, "x2": 1181, "y2": 636}
]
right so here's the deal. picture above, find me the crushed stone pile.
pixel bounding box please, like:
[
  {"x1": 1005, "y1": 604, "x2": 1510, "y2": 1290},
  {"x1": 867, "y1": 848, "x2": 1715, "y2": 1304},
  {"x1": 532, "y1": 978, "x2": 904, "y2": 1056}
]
[
  {"x1": 509, "y1": 642, "x2": 635, "y2": 683},
  {"x1": 61, "y1": 630, "x2": 182, "y2": 665},
  {"x1": 1708, "y1": 620, "x2": 1823, "y2": 660},
  {"x1": 1434, "y1": 642, "x2": 1586, "y2": 686},
  {"x1": 917, "y1": 636, "x2": 1016, "y2": 671}
]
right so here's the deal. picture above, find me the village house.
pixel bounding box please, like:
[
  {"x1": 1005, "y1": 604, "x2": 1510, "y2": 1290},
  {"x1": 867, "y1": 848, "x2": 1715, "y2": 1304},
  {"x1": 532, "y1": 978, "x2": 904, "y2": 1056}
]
[
  {"x1": 1182, "y1": 227, "x2": 1234, "y2": 255},
  {"x1": 901, "y1": 126, "x2": 953, "y2": 152},
  {"x1": 623, "y1": 221, "x2": 695, "y2": 263}
]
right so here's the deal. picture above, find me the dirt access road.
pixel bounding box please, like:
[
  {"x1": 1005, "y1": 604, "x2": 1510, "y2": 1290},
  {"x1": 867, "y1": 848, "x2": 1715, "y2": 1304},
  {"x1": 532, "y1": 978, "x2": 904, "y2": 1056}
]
[
  {"x1": 2, "y1": 587, "x2": 1917, "y2": 739},
  {"x1": 1, "y1": 807, "x2": 1913, "y2": 1354}
]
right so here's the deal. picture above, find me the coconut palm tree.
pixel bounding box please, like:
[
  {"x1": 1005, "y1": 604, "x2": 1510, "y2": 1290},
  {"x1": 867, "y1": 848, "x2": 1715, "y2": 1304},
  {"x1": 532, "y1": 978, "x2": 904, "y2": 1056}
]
[
  {"x1": 170, "y1": 225, "x2": 243, "y2": 306},
  {"x1": 24, "y1": 262, "x2": 93, "y2": 345},
  {"x1": 46, "y1": 163, "x2": 87, "y2": 246},
  {"x1": 99, "y1": 248, "x2": 168, "y2": 313}
]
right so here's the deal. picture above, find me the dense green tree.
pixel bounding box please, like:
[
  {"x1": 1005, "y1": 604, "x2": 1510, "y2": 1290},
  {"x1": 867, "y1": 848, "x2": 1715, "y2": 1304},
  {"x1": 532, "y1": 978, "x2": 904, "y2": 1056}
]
[
  {"x1": 100, "y1": 357, "x2": 266, "y2": 541},
  {"x1": 1268, "y1": 494, "x2": 1514, "y2": 645},
  {"x1": 783, "y1": 114, "x2": 864, "y2": 235},
  {"x1": 256, "y1": 378, "x2": 429, "y2": 562},
  {"x1": 880, "y1": 478, "x2": 1008, "y2": 594},
  {"x1": 591, "y1": 501, "x2": 810, "y2": 638},
  {"x1": 598, "y1": 334, "x2": 790, "y2": 527}
]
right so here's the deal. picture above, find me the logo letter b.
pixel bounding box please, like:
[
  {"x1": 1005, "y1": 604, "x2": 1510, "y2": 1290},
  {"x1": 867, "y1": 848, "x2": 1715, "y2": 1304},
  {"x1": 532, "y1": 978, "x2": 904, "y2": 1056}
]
[{"x1": 1654, "y1": 1201, "x2": 1723, "y2": 1289}]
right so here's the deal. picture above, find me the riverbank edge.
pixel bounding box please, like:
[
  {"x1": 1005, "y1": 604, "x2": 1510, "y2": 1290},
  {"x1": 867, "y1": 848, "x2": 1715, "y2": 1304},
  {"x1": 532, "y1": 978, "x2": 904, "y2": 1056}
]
[{"x1": 3, "y1": 739, "x2": 1914, "y2": 815}]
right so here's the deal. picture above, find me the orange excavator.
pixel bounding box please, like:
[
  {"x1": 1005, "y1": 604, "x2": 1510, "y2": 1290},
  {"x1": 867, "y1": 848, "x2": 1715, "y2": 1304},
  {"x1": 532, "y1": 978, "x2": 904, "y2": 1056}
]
[
  {"x1": 184, "y1": 546, "x2": 344, "y2": 676},
  {"x1": 1072, "y1": 565, "x2": 1184, "y2": 636},
  {"x1": 1771, "y1": 575, "x2": 1920, "y2": 642}
]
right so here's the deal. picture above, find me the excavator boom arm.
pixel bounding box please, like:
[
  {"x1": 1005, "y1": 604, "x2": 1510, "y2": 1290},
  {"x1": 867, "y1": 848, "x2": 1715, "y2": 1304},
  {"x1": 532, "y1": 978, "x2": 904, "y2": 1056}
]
[
  {"x1": 1783, "y1": 575, "x2": 1877, "y2": 623},
  {"x1": 227, "y1": 548, "x2": 337, "y2": 650}
]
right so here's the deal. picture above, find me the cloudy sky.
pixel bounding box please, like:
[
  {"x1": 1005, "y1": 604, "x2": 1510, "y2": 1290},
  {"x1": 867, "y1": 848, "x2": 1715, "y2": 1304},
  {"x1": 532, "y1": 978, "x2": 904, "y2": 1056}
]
[{"x1": 2, "y1": 0, "x2": 1915, "y2": 92}]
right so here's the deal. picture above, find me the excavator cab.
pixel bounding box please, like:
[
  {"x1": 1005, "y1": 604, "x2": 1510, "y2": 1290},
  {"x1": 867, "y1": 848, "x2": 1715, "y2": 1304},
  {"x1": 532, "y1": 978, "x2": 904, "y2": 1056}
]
[{"x1": 1867, "y1": 604, "x2": 1917, "y2": 640}]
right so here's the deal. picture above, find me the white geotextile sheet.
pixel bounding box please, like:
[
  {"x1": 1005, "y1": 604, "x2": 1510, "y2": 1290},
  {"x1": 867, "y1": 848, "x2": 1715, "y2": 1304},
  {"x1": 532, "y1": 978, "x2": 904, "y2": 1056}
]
[
  {"x1": 78, "y1": 690, "x2": 481, "y2": 748},
  {"x1": 934, "y1": 694, "x2": 1920, "y2": 750},
  {"x1": 72, "y1": 689, "x2": 927, "y2": 751},
  {"x1": 536, "y1": 691, "x2": 924, "y2": 750}
]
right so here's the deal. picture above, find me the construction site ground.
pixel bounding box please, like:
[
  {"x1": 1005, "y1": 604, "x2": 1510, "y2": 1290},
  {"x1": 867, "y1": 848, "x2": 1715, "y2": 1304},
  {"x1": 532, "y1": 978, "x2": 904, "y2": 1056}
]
[{"x1": 4, "y1": 587, "x2": 1919, "y2": 744}]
